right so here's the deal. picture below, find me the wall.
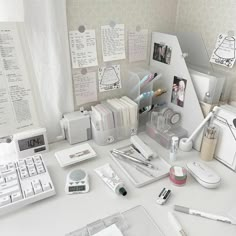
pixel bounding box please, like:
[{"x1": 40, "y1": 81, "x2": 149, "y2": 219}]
[
  {"x1": 175, "y1": 0, "x2": 236, "y2": 104},
  {"x1": 66, "y1": 0, "x2": 178, "y2": 109}
]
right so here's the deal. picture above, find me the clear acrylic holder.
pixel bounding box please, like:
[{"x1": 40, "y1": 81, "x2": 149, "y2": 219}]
[
  {"x1": 65, "y1": 205, "x2": 164, "y2": 236},
  {"x1": 146, "y1": 122, "x2": 187, "y2": 149},
  {"x1": 92, "y1": 122, "x2": 138, "y2": 146},
  {"x1": 124, "y1": 68, "x2": 154, "y2": 128}
]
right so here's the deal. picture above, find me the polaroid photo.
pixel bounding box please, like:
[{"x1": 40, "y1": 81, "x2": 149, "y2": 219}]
[
  {"x1": 171, "y1": 76, "x2": 187, "y2": 108},
  {"x1": 153, "y1": 42, "x2": 172, "y2": 64}
]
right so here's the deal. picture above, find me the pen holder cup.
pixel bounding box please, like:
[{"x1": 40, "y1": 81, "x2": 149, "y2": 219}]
[{"x1": 200, "y1": 125, "x2": 219, "y2": 161}]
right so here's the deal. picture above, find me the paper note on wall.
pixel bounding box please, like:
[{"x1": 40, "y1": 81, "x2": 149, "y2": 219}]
[
  {"x1": 210, "y1": 34, "x2": 236, "y2": 68},
  {"x1": 128, "y1": 29, "x2": 148, "y2": 62},
  {"x1": 93, "y1": 224, "x2": 123, "y2": 236},
  {"x1": 69, "y1": 30, "x2": 98, "y2": 68},
  {"x1": 0, "y1": 23, "x2": 37, "y2": 137},
  {"x1": 73, "y1": 71, "x2": 98, "y2": 106},
  {"x1": 101, "y1": 24, "x2": 126, "y2": 62},
  {"x1": 98, "y1": 65, "x2": 121, "y2": 92}
]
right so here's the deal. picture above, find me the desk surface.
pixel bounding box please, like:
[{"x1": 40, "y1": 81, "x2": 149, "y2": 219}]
[{"x1": 1, "y1": 133, "x2": 236, "y2": 236}]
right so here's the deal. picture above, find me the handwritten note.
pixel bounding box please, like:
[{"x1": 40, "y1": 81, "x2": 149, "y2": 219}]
[
  {"x1": 69, "y1": 30, "x2": 98, "y2": 68},
  {"x1": 210, "y1": 33, "x2": 236, "y2": 68},
  {"x1": 98, "y1": 65, "x2": 121, "y2": 92},
  {"x1": 0, "y1": 23, "x2": 37, "y2": 137},
  {"x1": 73, "y1": 71, "x2": 98, "y2": 106},
  {"x1": 101, "y1": 24, "x2": 126, "y2": 62},
  {"x1": 128, "y1": 29, "x2": 148, "y2": 62}
]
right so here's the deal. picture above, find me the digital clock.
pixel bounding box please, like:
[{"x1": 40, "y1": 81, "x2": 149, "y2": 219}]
[{"x1": 13, "y1": 128, "x2": 49, "y2": 159}]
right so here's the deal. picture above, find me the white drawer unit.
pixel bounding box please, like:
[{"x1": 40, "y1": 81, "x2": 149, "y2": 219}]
[{"x1": 0, "y1": 154, "x2": 55, "y2": 215}]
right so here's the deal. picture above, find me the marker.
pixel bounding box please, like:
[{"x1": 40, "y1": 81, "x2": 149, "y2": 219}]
[
  {"x1": 168, "y1": 212, "x2": 187, "y2": 236},
  {"x1": 174, "y1": 205, "x2": 236, "y2": 225}
]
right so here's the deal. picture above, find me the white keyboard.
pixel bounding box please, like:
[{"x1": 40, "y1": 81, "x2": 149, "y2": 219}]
[{"x1": 0, "y1": 154, "x2": 55, "y2": 215}]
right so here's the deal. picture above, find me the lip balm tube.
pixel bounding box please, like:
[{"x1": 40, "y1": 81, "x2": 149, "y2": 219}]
[{"x1": 95, "y1": 164, "x2": 127, "y2": 196}]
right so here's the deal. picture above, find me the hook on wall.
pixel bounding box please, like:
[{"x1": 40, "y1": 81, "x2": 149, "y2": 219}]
[
  {"x1": 78, "y1": 25, "x2": 86, "y2": 33},
  {"x1": 109, "y1": 20, "x2": 116, "y2": 28},
  {"x1": 81, "y1": 68, "x2": 88, "y2": 75}
]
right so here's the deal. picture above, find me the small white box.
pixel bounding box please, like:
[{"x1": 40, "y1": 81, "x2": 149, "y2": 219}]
[{"x1": 55, "y1": 143, "x2": 97, "y2": 167}]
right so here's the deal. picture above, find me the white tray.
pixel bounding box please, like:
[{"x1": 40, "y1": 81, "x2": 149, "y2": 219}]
[{"x1": 110, "y1": 144, "x2": 170, "y2": 188}]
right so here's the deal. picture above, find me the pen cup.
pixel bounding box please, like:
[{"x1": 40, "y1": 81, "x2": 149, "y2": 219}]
[{"x1": 200, "y1": 124, "x2": 219, "y2": 161}]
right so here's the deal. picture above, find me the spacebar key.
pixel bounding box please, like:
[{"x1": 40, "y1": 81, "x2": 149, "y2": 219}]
[{"x1": 0, "y1": 185, "x2": 20, "y2": 198}]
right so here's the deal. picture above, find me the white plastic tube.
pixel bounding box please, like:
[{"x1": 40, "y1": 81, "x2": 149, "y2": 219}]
[{"x1": 95, "y1": 164, "x2": 127, "y2": 196}]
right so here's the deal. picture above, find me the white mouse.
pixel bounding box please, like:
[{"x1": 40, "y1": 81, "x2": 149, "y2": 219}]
[{"x1": 186, "y1": 161, "x2": 221, "y2": 189}]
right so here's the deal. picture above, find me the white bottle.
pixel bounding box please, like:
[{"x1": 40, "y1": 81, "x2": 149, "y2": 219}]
[{"x1": 170, "y1": 136, "x2": 179, "y2": 162}]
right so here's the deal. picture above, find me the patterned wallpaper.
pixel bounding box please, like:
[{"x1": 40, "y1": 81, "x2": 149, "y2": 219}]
[
  {"x1": 175, "y1": 0, "x2": 236, "y2": 104},
  {"x1": 66, "y1": 0, "x2": 178, "y2": 109},
  {"x1": 66, "y1": 0, "x2": 236, "y2": 107}
]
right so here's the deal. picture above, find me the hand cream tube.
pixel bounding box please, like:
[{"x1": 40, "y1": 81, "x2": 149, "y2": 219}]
[{"x1": 95, "y1": 164, "x2": 127, "y2": 196}]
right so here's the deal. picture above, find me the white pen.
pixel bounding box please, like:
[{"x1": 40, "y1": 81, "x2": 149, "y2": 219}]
[
  {"x1": 174, "y1": 205, "x2": 236, "y2": 225},
  {"x1": 168, "y1": 212, "x2": 187, "y2": 236}
]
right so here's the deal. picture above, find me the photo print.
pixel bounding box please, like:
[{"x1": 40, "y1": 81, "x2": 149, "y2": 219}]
[
  {"x1": 153, "y1": 42, "x2": 172, "y2": 64},
  {"x1": 171, "y1": 76, "x2": 187, "y2": 108}
]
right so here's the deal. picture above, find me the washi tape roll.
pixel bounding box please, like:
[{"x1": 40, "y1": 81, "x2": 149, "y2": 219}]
[{"x1": 169, "y1": 166, "x2": 187, "y2": 186}]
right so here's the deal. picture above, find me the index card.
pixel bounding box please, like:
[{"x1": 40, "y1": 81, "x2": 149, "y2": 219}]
[
  {"x1": 128, "y1": 29, "x2": 148, "y2": 62},
  {"x1": 73, "y1": 71, "x2": 98, "y2": 106},
  {"x1": 101, "y1": 24, "x2": 126, "y2": 62},
  {"x1": 98, "y1": 65, "x2": 121, "y2": 92},
  {"x1": 210, "y1": 33, "x2": 236, "y2": 68},
  {"x1": 69, "y1": 30, "x2": 98, "y2": 68}
]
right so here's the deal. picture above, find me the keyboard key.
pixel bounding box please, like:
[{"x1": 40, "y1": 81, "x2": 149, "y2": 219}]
[
  {"x1": 0, "y1": 177, "x2": 5, "y2": 184},
  {"x1": 36, "y1": 166, "x2": 45, "y2": 174},
  {"x1": 42, "y1": 182, "x2": 52, "y2": 191},
  {"x1": 26, "y1": 158, "x2": 34, "y2": 166},
  {"x1": 24, "y1": 188, "x2": 34, "y2": 198},
  {"x1": 18, "y1": 160, "x2": 25, "y2": 167},
  {"x1": 0, "y1": 180, "x2": 18, "y2": 190},
  {"x1": 0, "y1": 196, "x2": 11, "y2": 206},
  {"x1": 33, "y1": 155, "x2": 42, "y2": 162},
  {"x1": 0, "y1": 165, "x2": 7, "y2": 172},
  {"x1": 5, "y1": 174, "x2": 17, "y2": 182},
  {"x1": 34, "y1": 185, "x2": 42, "y2": 194},
  {"x1": 11, "y1": 192, "x2": 22, "y2": 202},
  {"x1": 29, "y1": 168, "x2": 37, "y2": 176},
  {"x1": 0, "y1": 185, "x2": 20, "y2": 198},
  {"x1": 7, "y1": 162, "x2": 15, "y2": 169},
  {"x1": 20, "y1": 171, "x2": 29, "y2": 179}
]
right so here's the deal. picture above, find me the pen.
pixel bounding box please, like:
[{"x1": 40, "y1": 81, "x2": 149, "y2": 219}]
[
  {"x1": 111, "y1": 149, "x2": 156, "y2": 169},
  {"x1": 174, "y1": 205, "x2": 236, "y2": 225},
  {"x1": 168, "y1": 212, "x2": 187, "y2": 236},
  {"x1": 115, "y1": 154, "x2": 155, "y2": 178}
]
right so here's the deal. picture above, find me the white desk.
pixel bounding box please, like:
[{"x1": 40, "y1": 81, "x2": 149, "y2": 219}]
[{"x1": 1, "y1": 133, "x2": 236, "y2": 236}]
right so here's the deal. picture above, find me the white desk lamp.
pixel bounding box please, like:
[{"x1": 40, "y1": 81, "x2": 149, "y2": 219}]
[{"x1": 179, "y1": 106, "x2": 219, "y2": 152}]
